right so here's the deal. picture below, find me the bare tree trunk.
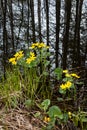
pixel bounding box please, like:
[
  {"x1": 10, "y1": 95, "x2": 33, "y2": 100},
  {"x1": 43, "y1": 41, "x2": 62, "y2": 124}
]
[
  {"x1": 76, "y1": 0, "x2": 83, "y2": 66},
  {"x1": 1, "y1": 0, "x2": 8, "y2": 78},
  {"x1": 37, "y1": 0, "x2": 42, "y2": 42},
  {"x1": 16, "y1": 0, "x2": 24, "y2": 48},
  {"x1": 8, "y1": 0, "x2": 14, "y2": 50},
  {"x1": 30, "y1": 0, "x2": 36, "y2": 43},
  {"x1": 0, "y1": 0, "x2": 2, "y2": 40},
  {"x1": 62, "y1": 0, "x2": 72, "y2": 69},
  {"x1": 55, "y1": 0, "x2": 61, "y2": 68},
  {"x1": 27, "y1": 0, "x2": 30, "y2": 47},
  {"x1": 45, "y1": 0, "x2": 49, "y2": 46},
  {"x1": 73, "y1": 0, "x2": 83, "y2": 67},
  {"x1": 72, "y1": 0, "x2": 79, "y2": 67}
]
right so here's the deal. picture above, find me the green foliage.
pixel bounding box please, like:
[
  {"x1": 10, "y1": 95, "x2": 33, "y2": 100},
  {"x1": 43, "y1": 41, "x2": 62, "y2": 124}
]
[
  {"x1": 35, "y1": 99, "x2": 67, "y2": 130},
  {"x1": 55, "y1": 69, "x2": 80, "y2": 100},
  {"x1": 24, "y1": 99, "x2": 34, "y2": 108},
  {"x1": 69, "y1": 109, "x2": 87, "y2": 130},
  {"x1": 54, "y1": 68, "x2": 63, "y2": 80},
  {"x1": 8, "y1": 43, "x2": 52, "y2": 101},
  {"x1": 0, "y1": 68, "x2": 21, "y2": 108},
  {"x1": 47, "y1": 105, "x2": 63, "y2": 119},
  {"x1": 41, "y1": 99, "x2": 50, "y2": 111}
]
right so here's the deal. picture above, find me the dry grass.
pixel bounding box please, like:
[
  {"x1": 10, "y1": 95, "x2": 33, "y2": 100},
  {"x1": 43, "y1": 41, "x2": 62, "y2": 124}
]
[{"x1": 0, "y1": 108, "x2": 42, "y2": 130}]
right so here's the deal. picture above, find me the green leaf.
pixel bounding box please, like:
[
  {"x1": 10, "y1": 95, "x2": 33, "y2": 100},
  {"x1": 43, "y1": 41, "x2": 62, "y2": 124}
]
[
  {"x1": 24, "y1": 99, "x2": 33, "y2": 108},
  {"x1": 75, "y1": 81, "x2": 84, "y2": 85},
  {"x1": 54, "y1": 68, "x2": 63, "y2": 80},
  {"x1": 34, "y1": 111, "x2": 41, "y2": 117},
  {"x1": 41, "y1": 99, "x2": 50, "y2": 111},
  {"x1": 59, "y1": 88, "x2": 66, "y2": 94},
  {"x1": 81, "y1": 117, "x2": 87, "y2": 122},
  {"x1": 47, "y1": 106, "x2": 63, "y2": 119},
  {"x1": 73, "y1": 116, "x2": 79, "y2": 126},
  {"x1": 62, "y1": 78, "x2": 67, "y2": 82},
  {"x1": 44, "y1": 61, "x2": 50, "y2": 67}
]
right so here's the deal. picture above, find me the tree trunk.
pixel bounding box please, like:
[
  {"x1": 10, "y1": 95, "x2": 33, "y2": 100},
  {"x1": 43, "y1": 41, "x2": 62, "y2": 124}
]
[
  {"x1": 37, "y1": 0, "x2": 42, "y2": 42},
  {"x1": 27, "y1": 0, "x2": 30, "y2": 47},
  {"x1": 76, "y1": 0, "x2": 83, "y2": 66},
  {"x1": 8, "y1": 0, "x2": 14, "y2": 50},
  {"x1": 73, "y1": 0, "x2": 83, "y2": 67},
  {"x1": 30, "y1": 0, "x2": 36, "y2": 43},
  {"x1": 55, "y1": 0, "x2": 61, "y2": 68},
  {"x1": 1, "y1": 0, "x2": 8, "y2": 78},
  {"x1": 62, "y1": 0, "x2": 72, "y2": 69},
  {"x1": 45, "y1": 0, "x2": 49, "y2": 46}
]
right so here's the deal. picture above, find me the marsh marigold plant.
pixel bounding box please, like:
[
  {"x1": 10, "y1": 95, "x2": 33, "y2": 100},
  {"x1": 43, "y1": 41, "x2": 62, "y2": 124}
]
[
  {"x1": 26, "y1": 52, "x2": 36, "y2": 64},
  {"x1": 9, "y1": 50, "x2": 24, "y2": 65},
  {"x1": 60, "y1": 81, "x2": 72, "y2": 90},
  {"x1": 8, "y1": 42, "x2": 51, "y2": 99},
  {"x1": 58, "y1": 69, "x2": 80, "y2": 94}
]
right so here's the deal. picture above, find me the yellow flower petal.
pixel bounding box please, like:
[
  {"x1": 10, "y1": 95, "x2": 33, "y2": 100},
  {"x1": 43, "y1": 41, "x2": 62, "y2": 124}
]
[
  {"x1": 63, "y1": 70, "x2": 68, "y2": 73},
  {"x1": 65, "y1": 73, "x2": 71, "y2": 77},
  {"x1": 60, "y1": 84, "x2": 66, "y2": 90},
  {"x1": 9, "y1": 57, "x2": 16, "y2": 63},
  {"x1": 44, "y1": 117, "x2": 50, "y2": 122},
  {"x1": 68, "y1": 112, "x2": 72, "y2": 118},
  {"x1": 71, "y1": 73, "x2": 80, "y2": 78}
]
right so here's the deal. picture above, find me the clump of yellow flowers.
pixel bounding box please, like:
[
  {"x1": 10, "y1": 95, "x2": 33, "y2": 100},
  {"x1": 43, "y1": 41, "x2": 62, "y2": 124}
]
[
  {"x1": 60, "y1": 69, "x2": 80, "y2": 91},
  {"x1": 9, "y1": 42, "x2": 49, "y2": 65},
  {"x1": 63, "y1": 69, "x2": 80, "y2": 79},
  {"x1": 60, "y1": 81, "x2": 72, "y2": 90},
  {"x1": 30, "y1": 42, "x2": 49, "y2": 49},
  {"x1": 9, "y1": 50, "x2": 24, "y2": 65},
  {"x1": 26, "y1": 52, "x2": 36, "y2": 64}
]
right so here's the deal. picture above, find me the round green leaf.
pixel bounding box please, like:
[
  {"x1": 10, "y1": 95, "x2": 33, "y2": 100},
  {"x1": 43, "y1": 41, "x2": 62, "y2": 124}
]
[{"x1": 47, "y1": 106, "x2": 63, "y2": 119}]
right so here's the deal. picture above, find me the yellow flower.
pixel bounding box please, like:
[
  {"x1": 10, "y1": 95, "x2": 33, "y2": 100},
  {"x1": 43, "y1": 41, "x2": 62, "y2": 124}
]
[
  {"x1": 60, "y1": 84, "x2": 66, "y2": 90},
  {"x1": 68, "y1": 112, "x2": 72, "y2": 118},
  {"x1": 60, "y1": 81, "x2": 72, "y2": 90},
  {"x1": 9, "y1": 57, "x2": 16, "y2": 62},
  {"x1": 65, "y1": 73, "x2": 71, "y2": 78},
  {"x1": 14, "y1": 51, "x2": 24, "y2": 60},
  {"x1": 38, "y1": 43, "x2": 46, "y2": 48},
  {"x1": 9, "y1": 50, "x2": 24, "y2": 65},
  {"x1": 14, "y1": 52, "x2": 19, "y2": 57},
  {"x1": 30, "y1": 43, "x2": 39, "y2": 49},
  {"x1": 30, "y1": 42, "x2": 49, "y2": 49},
  {"x1": 11, "y1": 60, "x2": 17, "y2": 65},
  {"x1": 30, "y1": 56, "x2": 36, "y2": 61},
  {"x1": 26, "y1": 52, "x2": 36, "y2": 64},
  {"x1": 30, "y1": 52, "x2": 35, "y2": 57},
  {"x1": 44, "y1": 116, "x2": 50, "y2": 122},
  {"x1": 26, "y1": 58, "x2": 32, "y2": 64},
  {"x1": 9, "y1": 57, "x2": 17, "y2": 65},
  {"x1": 63, "y1": 70, "x2": 68, "y2": 73},
  {"x1": 65, "y1": 81, "x2": 72, "y2": 89},
  {"x1": 71, "y1": 73, "x2": 80, "y2": 78}
]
